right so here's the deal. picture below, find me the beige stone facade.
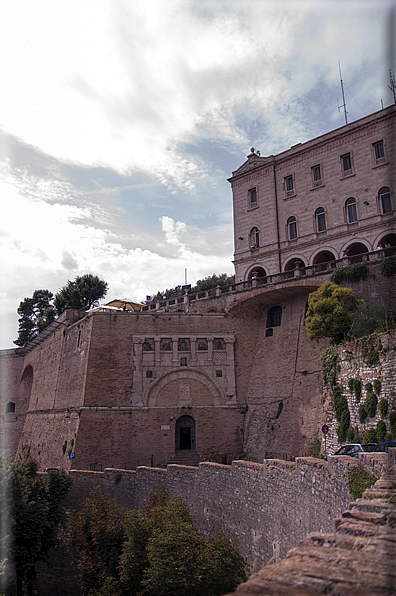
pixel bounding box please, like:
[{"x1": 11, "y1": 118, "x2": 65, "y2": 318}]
[{"x1": 230, "y1": 105, "x2": 395, "y2": 282}]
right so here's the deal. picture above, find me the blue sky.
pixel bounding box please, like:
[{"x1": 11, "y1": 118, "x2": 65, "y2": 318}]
[{"x1": 1, "y1": 0, "x2": 395, "y2": 348}]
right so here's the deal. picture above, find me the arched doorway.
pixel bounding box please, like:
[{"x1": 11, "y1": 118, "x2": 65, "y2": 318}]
[
  {"x1": 247, "y1": 266, "x2": 267, "y2": 284},
  {"x1": 284, "y1": 258, "x2": 305, "y2": 278},
  {"x1": 175, "y1": 415, "x2": 196, "y2": 452},
  {"x1": 312, "y1": 250, "x2": 336, "y2": 271},
  {"x1": 343, "y1": 242, "x2": 368, "y2": 263}
]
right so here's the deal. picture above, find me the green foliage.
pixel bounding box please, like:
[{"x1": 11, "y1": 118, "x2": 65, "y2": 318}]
[
  {"x1": 380, "y1": 257, "x2": 396, "y2": 277},
  {"x1": 305, "y1": 282, "x2": 360, "y2": 344},
  {"x1": 62, "y1": 440, "x2": 67, "y2": 455},
  {"x1": 365, "y1": 392, "x2": 378, "y2": 418},
  {"x1": 114, "y1": 472, "x2": 122, "y2": 485},
  {"x1": 331, "y1": 263, "x2": 368, "y2": 284},
  {"x1": 390, "y1": 411, "x2": 396, "y2": 438},
  {"x1": 54, "y1": 274, "x2": 108, "y2": 315},
  {"x1": 0, "y1": 457, "x2": 72, "y2": 596},
  {"x1": 346, "y1": 427, "x2": 361, "y2": 443},
  {"x1": 347, "y1": 466, "x2": 376, "y2": 500},
  {"x1": 348, "y1": 378, "x2": 362, "y2": 401},
  {"x1": 337, "y1": 409, "x2": 351, "y2": 442},
  {"x1": 62, "y1": 487, "x2": 127, "y2": 596},
  {"x1": 321, "y1": 345, "x2": 339, "y2": 387},
  {"x1": 64, "y1": 485, "x2": 247, "y2": 596},
  {"x1": 14, "y1": 289, "x2": 56, "y2": 347},
  {"x1": 378, "y1": 399, "x2": 389, "y2": 419},
  {"x1": 349, "y1": 302, "x2": 392, "y2": 339},
  {"x1": 359, "y1": 404, "x2": 368, "y2": 423},
  {"x1": 365, "y1": 349, "x2": 380, "y2": 367},
  {"x1": 14, "y1": 275, "x2": 108, "y2": 347},
  {"x1": 333, "y1": 391, "x2": 349, "y2": 422},
  {"x1": 365, "y1": 382, "x2": 373, "y2": 393},
  {"x1": 152, "y1": 273, "x2": 235, "y2": 301},
  {"x1": 373, "y1": 379, "x2": 382, "y2": 396},
  {"x1": 376, "y1": 420, "x2": 387, "y2": 443},
  {"x1": 364, "y1": 428, "x2": 377, "y2": 443}
]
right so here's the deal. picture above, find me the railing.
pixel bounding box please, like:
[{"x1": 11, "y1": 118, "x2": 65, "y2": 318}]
[{"x1": 141, "y1": 247, "x2": 395, "y2": 312}]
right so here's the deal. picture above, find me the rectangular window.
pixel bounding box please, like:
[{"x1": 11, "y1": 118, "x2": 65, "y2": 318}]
[
  {"x1": 341, "y1": 153, "x2": 352, "y2": 177},
  {"x1": 249, "y1": 188, "x2": 257, "y2": 207},
  {"x1": 373, "y1": 140, "x2": 385, "y2": 164},
  {"x1": 312, "y1": 165, "x2": 322, "y2": 187},
  {"x1": 285, "y1": 175, "x2": 294, "y2": 197}
]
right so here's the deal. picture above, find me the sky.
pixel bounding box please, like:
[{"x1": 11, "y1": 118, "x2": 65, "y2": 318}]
[{"x1": 1, "y1": 0, "x2": 395, "y2": 349}]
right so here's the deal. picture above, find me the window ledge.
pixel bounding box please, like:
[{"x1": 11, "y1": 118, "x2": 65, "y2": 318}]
[
  {"x1": 340, "y1": 172, "x2": 356, "y2": 180},
  {"x1": 247, "y1": 205, "x2": 259, "y2": 212},
  {"x1": 347, "y1": 222, "x2": 359, "y2": 229},
  {"x1": 372, "y1": 161, "x2": 389, "y2": 169},
  {"x1": 283, "y1": 193, "x2": 297, "y2": 201},
  {"x1": 310, "y1": 183, "x2": 325, "y2": 191}
]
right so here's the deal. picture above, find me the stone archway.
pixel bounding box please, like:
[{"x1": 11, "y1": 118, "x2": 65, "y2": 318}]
[
  {"x1": 344, "y1": 242, "x2": 369, "y2": 263},
  {"x1": 175, "y1": 415, "x2": 196, "y2": 452},
  {"x1": 312, "y1": 250, "x2": 336, "y2": 271}
]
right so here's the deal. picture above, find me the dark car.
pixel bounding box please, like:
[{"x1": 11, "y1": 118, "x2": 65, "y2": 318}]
[
  {"x1": 333, "y1": 443, "x2": 377, "y2": 457},
  {"x1": 373, "y1": 440, "x2": 396, "y2": 453}
]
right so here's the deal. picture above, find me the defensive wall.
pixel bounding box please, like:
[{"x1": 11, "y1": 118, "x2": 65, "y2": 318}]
[{"x1": 65, "y1": 452, "x2": 388, "y2": 567}]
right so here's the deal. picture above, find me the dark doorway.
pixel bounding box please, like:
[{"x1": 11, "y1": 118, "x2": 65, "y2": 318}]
[{"x1": 175, "y1": 415, "x2": 195, "y2": 451}]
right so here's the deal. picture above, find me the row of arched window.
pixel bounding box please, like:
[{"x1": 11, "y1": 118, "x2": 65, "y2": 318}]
[{"x1": 249, "y1": 188, "x2": 392, "y2": 247}]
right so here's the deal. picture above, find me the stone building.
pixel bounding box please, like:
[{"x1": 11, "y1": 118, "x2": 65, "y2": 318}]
[{"x1": 1, "y1": 106, "x2": 395, "y2": 472}]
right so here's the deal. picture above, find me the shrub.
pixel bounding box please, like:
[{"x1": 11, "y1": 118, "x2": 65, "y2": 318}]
[
  {"x1": 321, "y1": 346, "x2": 339, "y2": 387},
  {"x1": 333, "y1": 392, "x2": 349, "y2": 422},
  {"x1": 365, "y1": 382, "x2": 373, "y2": 393},
  {"x1": 390, "y1": 411, "x2": 396, "y2": 438},
  {"x1": 373, "y1": 379, "x2": 382, "y2": 396},
  {"x1": 380, "y1": 257, "x2": 396, "y2": 277},
  {"x1": 305, "y1": 282, "x2": 360, "y2": 344},
  {"x1": 365, "y1": 392, "x2": 378, "y2": 418},
  {"x1": 364, "y1": 428, "x2": 377, "y2": 443},
  {"x1": 347, "y1": 467, "x2": 376, "y2": 499},
  {"x1": 346, "y1": 427, "x2": 361, "y2": 443},
  {"x1": 359, "y1": 404, "x2": 368, "y2": 423},
  {"x1": 376, "y1": 420, "x2": 387, "y2": 443},
  {"x1": 337, "y1": 410, "x2": 350, "y2": 442},
  {"x1": 349, "y1": 303, "x2": 389, "y2": 339},
  {"x1": 378, "y1": 399, "x2": 388, "y2": 419},
  {"x1": 331, "y1": 263, "x2": 368, "y2": 284},
  {"x1": 348, "y1": 378, "x2": 362, "y2": 402}
]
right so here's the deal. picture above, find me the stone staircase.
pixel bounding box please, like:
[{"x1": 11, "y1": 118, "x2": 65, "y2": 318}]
[
  {"x1": 165, "y1": 451, "x2": 205, "y2": 467},
  {"x1": 227, "y1": 453, "x2": 396, "y2": 595}
]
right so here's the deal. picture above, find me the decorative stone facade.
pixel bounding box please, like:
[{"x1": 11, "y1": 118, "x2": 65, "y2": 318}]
[{"x1": 229, "y1": 105, "x2": 395, "y2": 282}]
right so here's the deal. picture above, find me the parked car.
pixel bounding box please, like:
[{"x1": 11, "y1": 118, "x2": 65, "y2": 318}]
[
  {"x1": 373, "y1": 440, "x2": 396, "y2": 453},
  {"x1": 333, "y1": 443, "x2": 377, "y2": 457}
]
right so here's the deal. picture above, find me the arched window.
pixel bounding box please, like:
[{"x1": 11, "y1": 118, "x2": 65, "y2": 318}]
[
  {"x1": 379, "y1": 187, "x2": 392, "y2": 214},
  {"x1": 315, "y1": 207, "x2": 326, "y2": 232},
  {"x1": 346, "y1": 198, "x2": 358, "y2": 223},
  {"x1": 5, "y1": 402, "x2": 15, "y2": 414},
  {"x1": 266, "y1": 306, "x2": 282, "y2": 328},
  {"x1": 250, "y1": 227, "x2": 259, "y2": 249},
  {"x1": 287, "y1": 216, "x2": 297, "y2": 240}
]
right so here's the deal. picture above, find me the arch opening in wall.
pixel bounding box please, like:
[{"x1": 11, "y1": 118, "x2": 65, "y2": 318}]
[
  {"x1": 247, "y1": 266, "x2": 267, "y2": 284},
  {"x1": 377, "y1": 233, "x2": 396, "y2": 255},
  {"x1": 284, "y1": 258, "x2": 306, "y2": 279},
  {"x1": 345, "y1": 198, "x2": 358, "y2": 223},
  {"x1": 312, "y1": 250, "x2": 336, "y2": 271},
  {"x1": 266, "y1": 305, "x2": 282, "y2": 336},
  {"x1": 343, "y1": 242, "x2": 369, "y2": 263},
  {"x1": 315, "y1": 207, "x2": 327, "y2": 232},
  {"x1": 287, "y1": 216, "x2": 298, "y2": 240},
  {"x1": 175, "y1": 415, "x2": 195, "y2": 451},
  {"x1": 379, "y1": 187, "x2": 392, "y2": 214},
  {"x1": 250, "y1": 227, "x2": 260, "y2": 249},
  {"x1": 5, "y1": 402, "x2": 15, "y2": 414}
]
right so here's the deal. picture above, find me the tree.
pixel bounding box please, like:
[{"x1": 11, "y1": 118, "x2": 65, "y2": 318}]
[
  {"x1": 0, "y1": 457, "x2": 72, "y2": 596},
  {"x1": 14, "y1": 274, "x2": 108, "y2": 347},
  {"x1": 14, "y1": 289, "x2": 56, "y2": 347},
  {"x1": 151, "y1": 273, "x2": 235, "y2": 301},
  {"x1": 305, "y1": 282, "x2": 361, "y2": 344},
  {"x1": 61, "y1": 487, "x2": 127, "y2": 596},
  {"x1": 65, "y1": 485, "x2": 247, "y2": 596},
  {"x1": 54, "y1": 274, "x2": 108, "y2": 314}
]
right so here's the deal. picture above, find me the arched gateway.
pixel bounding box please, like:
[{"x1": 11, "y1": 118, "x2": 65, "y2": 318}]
[{"x1": 175, "y1": 415, "x2": 196, "y2": 451}]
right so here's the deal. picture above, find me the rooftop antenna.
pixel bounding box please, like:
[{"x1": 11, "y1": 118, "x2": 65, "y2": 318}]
[
  {"x1": 337, "y1": 60, "x2": 348, "y2": 125},
  {"x1": 185, "y1": 268, "x2": 187, "y2": 285},
  {"x1": 388, "y1": 69, "x2": 396, "y2": 104}
]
